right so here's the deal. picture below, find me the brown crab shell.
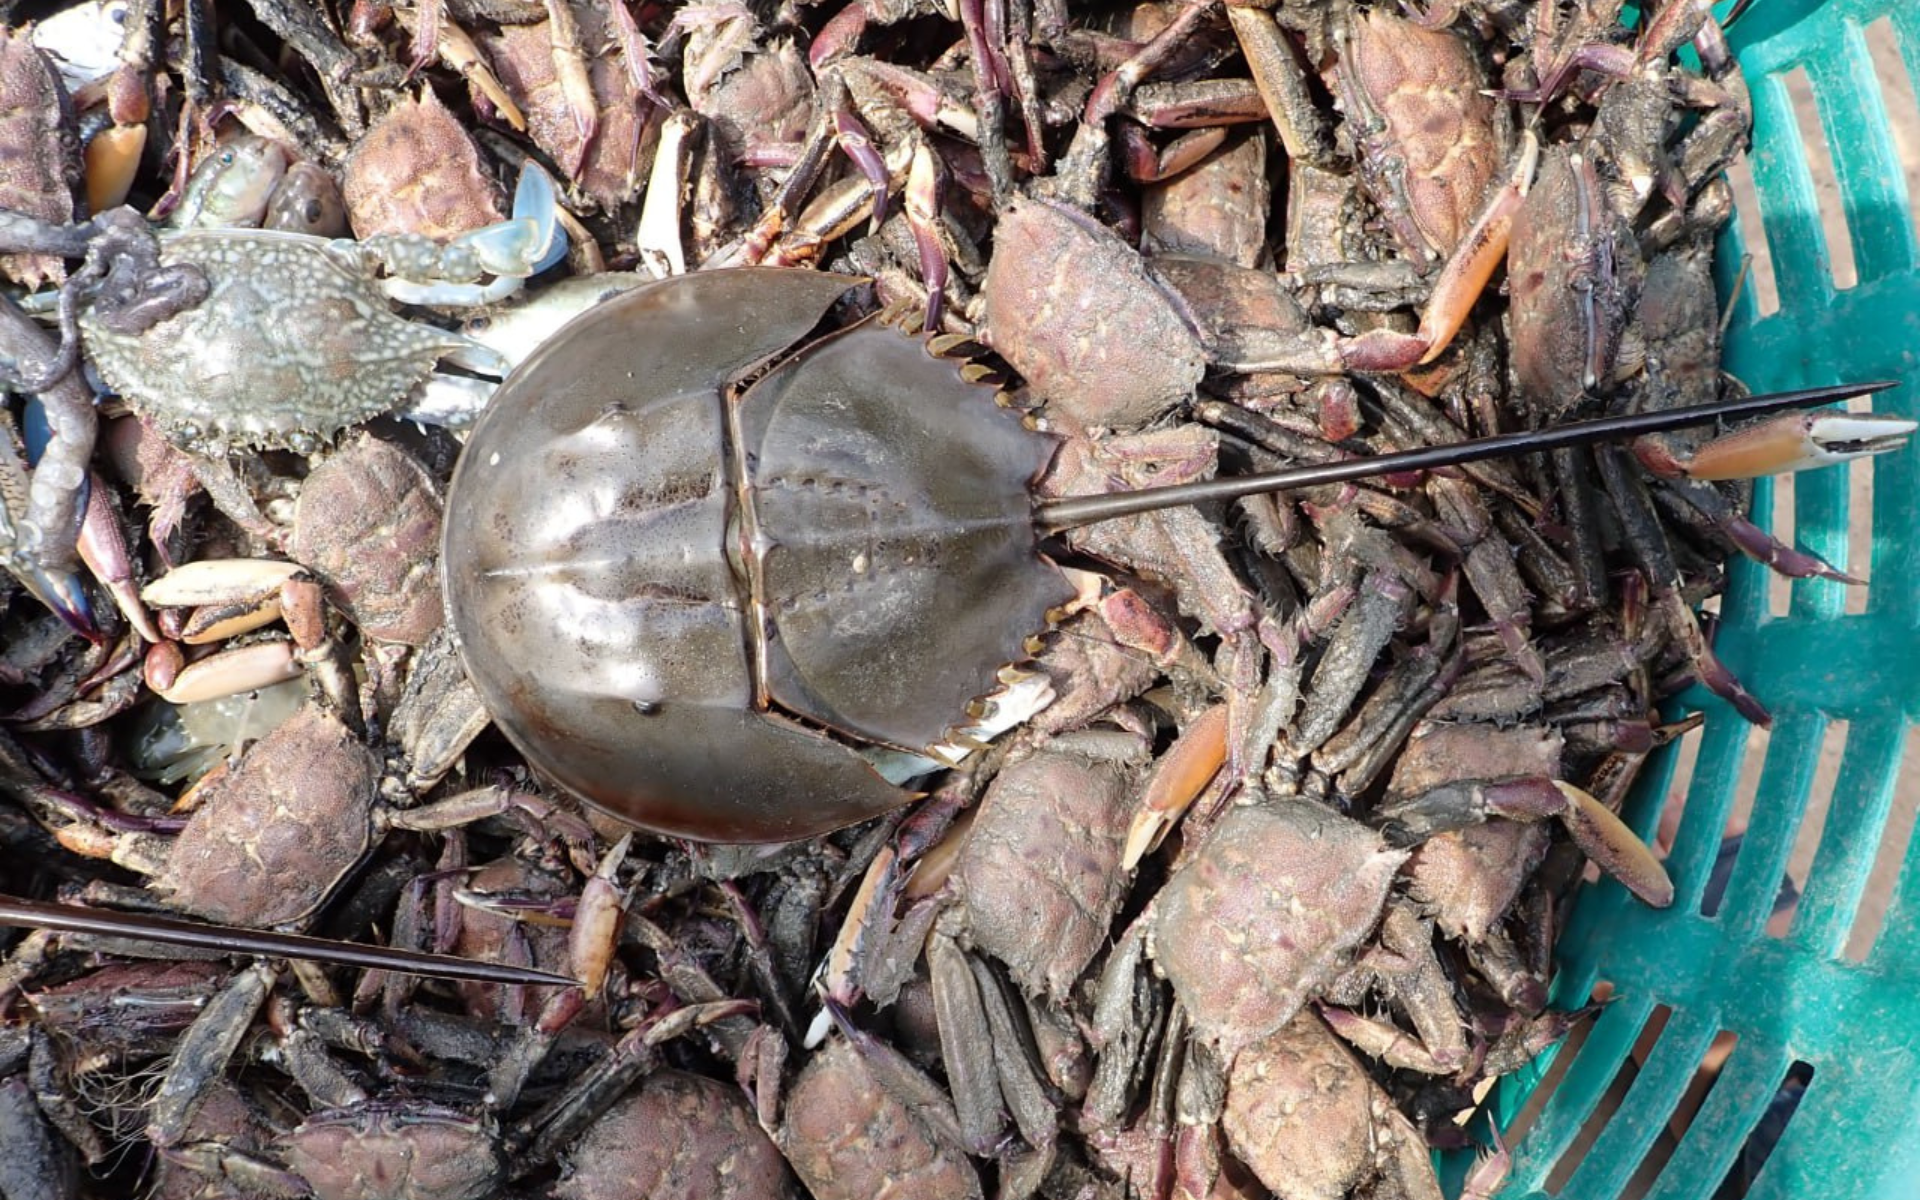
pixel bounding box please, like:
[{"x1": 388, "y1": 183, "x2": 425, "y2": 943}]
[
  {"x1": 79, "y1": 230, "x2": 471, "y2": 452},
  {"x1": 344, "y1": 89, "x2": 503, "y2": 242},
  {"x1": 443, "y1": 268, "x2": 1072, "y2": 842},
  {"x1": 0, "y1": 31, "x2": 78, "y2": 289},
  {"x1": 291, "y1": 433, "x2": 446, "y2": 645},
  {"x1": 481, "y1": 9, "x2": 657, "y2": 209},
  {"x1": 554, "y1": 1071, "x2": 797, "y2": 1200},
  {"x1": 153, "y1": 704, "x2": 377, "y2": 927},
  {"x1": 280, "y1": 1103, "x2": 502, "y2": 1200},
  {"x1": 1152, "y1": 801, "x2": 1407, "y2": 1057}
]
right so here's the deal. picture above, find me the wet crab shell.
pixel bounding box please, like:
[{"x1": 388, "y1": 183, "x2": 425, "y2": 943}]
[
  {"x1": 79, "y1": 229, "x2": 471, "y2": 451},
  {"x1": 443, "y1": 269, "x2": 1072, "y2": 842}
]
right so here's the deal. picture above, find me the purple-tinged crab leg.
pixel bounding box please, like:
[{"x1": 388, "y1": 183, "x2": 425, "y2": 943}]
[
  {"x1": 0, "y1": 896, "x2": 574, "y2": 987},
  {"x1": 906, "y1": 142, "x2": 949, "y2": 332},
  {"x1": 406, "y1": 0, "x2": 444, "y2": 78},
  {"x1": 833, "y1": 106, "x2": 891, "y2": 231},
  {"x1": 1003, "y1": 0, "x2": 1049, "y2": 170},
  {"x1": 1596, "y1": 444, "x2": 1771, "y2": 725},
  {"x1": 605, "y1": 0, "x2": 663, "y2": 102},
  {"x1": 957, "y1": 0, "x2": 1016, "y2": 205},
  {"x1": 1651, "y1": 476, "x2": 1858, "y2": 583},
  {"x1": 76, "y1": 472, "x2": 162, "y2": 642}
]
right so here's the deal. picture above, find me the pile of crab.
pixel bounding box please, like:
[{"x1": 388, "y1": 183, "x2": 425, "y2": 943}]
[{"x1": 0, "y1": 2, "x2": 1909, "y2": 1200}]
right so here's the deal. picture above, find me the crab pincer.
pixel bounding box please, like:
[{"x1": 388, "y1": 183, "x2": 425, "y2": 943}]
[
  {"x1": 1633, "y1": 409, "x2": 1917, "y2": 482},
  {"x1": 373, "y1": 160, "x2": 566, "y2": 307},
  {"x1": 1376, "y1": 776, "x2": 1675, "y2": 908},
  {"x1": 1, "y1": 411, "x2": 94, "y2": 638}
]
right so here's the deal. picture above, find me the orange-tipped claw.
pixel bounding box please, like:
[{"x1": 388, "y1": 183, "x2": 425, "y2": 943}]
[
  {"x1": 1644, "y1": 411, "x2": 1917, "y2": 481},
  {"x1": 1122, "y1": 704, "x2": 1229, "y2": 869}
]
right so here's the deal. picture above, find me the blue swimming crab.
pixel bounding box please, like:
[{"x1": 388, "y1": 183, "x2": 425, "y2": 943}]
[
  {"x1": 81, "y1": 160, "x2": 562, "y2": 455},
  {"x1": 0, "y1": 159, "x2": 562, "y2": 628}
]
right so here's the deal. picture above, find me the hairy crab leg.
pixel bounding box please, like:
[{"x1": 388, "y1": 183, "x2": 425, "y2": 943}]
[{"x1": 0, "y1": 895, "x2": 574, "y2": 987}]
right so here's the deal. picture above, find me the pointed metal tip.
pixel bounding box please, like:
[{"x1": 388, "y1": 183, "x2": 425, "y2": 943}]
[
  {"x1": 0, "y1": 896, "x2": 576, "y2": 988},
  {"x1": 1779, "y1": 378, "x2": 1900, "y2": 405}
]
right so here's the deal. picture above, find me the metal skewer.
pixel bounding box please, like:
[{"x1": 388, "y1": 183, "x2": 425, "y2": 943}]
[
  {"x1": 1035, "y1": 381, "x2": 1901, "y2": 531},
  {"x1": 0, "y1": 895, "x2": 575, "y2": 987}
]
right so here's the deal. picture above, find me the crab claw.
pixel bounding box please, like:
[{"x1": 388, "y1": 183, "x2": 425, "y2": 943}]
[
  {"x1": 449, "y1": 160, "x2": 565, "y2": 281},
  {"x1": 1636, "y1": 410, "x2": 1917, "y2": 481},
  {"x1": 5, "y1": 549, "x2": 98, "y2": 640},
  {"x1": 5, "y1": 406, "x2": 99, "y2": 640},
  {"x1": 380, "y1": 162, "x2": 568, "y2": 306},
  {"x1": 1377, "y1": 776, "x2": 1673, "y2": 908}
]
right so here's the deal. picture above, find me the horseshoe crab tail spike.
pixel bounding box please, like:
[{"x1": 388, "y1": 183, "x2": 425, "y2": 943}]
[
  {"x1": 1032, "y1": 381, "x2": 1902, "y2": 532},
  {"x1": 0, "y1": 895, "x2": 575, "y2": 987}
]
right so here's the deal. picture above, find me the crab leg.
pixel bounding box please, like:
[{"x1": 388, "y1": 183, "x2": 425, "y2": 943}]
[
  {"x1": 957, "y1": 0, "x2": 1015, "y2": 207},
  {"x1": 1226, "y1": 4, "x2": 1333, "y2": 166},
  {"x1": 1375, "y1": 776, "x2": 1675, "y2": 908},
  {"x1": 1597, "y1": 444, "x2": 1771, "y2": 725},
  {"x1": 542, "y1": 0, "x2": 598, "y2": 144},
  {"x1": 905, "y1": 141, "x2": 949, "y2": 331},
  {"x1": 726, "y1": 75, "x2": 846, "y2": 267},
  {"x1": 1553, "y1": 445, "x2": 1612, "y2": 611},
  {"x1": 1652, "y1": 478, "x2": 1856, "y2": 583},
  {"x1": 832, "y1": 105, "x2": 891, "y2": 229},
  {"x1": 75, "y1": 472, "x2": 161, "y2": 642},
  {"x1": 1055, "y1": 0, "x2": 1223, "y2": 206}
]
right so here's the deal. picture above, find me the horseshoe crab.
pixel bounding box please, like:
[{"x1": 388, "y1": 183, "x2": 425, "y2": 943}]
[{"x1": 440, "y1": 267, "x2": 1889, "y2": 842}]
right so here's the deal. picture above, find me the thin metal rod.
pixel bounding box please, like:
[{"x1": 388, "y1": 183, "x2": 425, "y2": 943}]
[
  {"x1": 0, "y1": 895, "x2": 574, "y2": 987},
  {"x1": 1033, "y1": 382, "x2": 1899, "y2": 532}
]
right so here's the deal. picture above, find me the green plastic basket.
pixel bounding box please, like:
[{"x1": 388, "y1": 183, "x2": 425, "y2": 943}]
[{"x1": 1483, "y1": 2, "x2": 1920, "y2": 1197}]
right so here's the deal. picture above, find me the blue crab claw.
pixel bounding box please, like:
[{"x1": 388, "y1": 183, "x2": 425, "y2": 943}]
[
  {"x1": 1636, "y1": 410, "x2": 1917, "y2": 481},
  {"x1": 515, "y1": 160, "x2": 569, "y2": 275},
  {"x1": 4, "y1": 404, "x2": 98, "y2": 639},
  {"x1": 381, "y1": 162, "x2": 568, "y2": 306},
  {"x1": 5, "y1": 550, "x2": 97, "y2": 640},
  {"x1": 456, "y1": 160, "x2": 566, "y2": 278}
]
